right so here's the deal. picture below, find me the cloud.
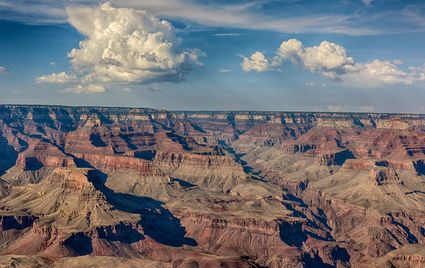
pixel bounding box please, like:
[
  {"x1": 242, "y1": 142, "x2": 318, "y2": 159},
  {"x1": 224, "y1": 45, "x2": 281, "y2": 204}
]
[
  {"x1": 60, "y1": 84, "x2": 106, "y2": 94},
  {"x1": 49, "y1": 61, "x2": 56, "y2": 66},
  {"x1": 213, "y1": 33, "x2": 240, "y2": 37},
  {"x1": 36, "y1": 2, "x2": 203, "y2": 93},
  {"x1": 393, "y1": 59, "x2": 403, "y2": 65},
  {"x1": 343, "y1": 60, "x2": 414, "y2": 86},
  {"x1": 359, "y1": 105, "x2": 375, "y2": 112},
  {"x1": 36, "y1": 72, "x2": 75, "y2": 84},
  {"x1": 0, "y1": 66, "x2": 8, "y2": 74},
  {"x1": 243, "y1": 38, "x2": 425, "y2": 87},
  {"x1": 327, "y1": 105, "x2": 346, "y2": 112},
  {"x1": 241, "y1": 51, "x2": 281, "y2": 72},
  {"x1": 361, "y1": 0, "x2": 374, "y2": 6},
  {"x1": 0, "y1": 0, "x2": 66, "y2": 24},
  {"x1": 327, "y1": 104, "x2": 375, "y2": 112},
  {"x1": 409, "y1": 65, "x2": 425, "y2": 82},
  {"x1": 278, "y1": 39, "x2": 355, "y2": 80},
  {"x1": 218, "y1": 68, "x2": 232, "y2": 73},
  {"x1": 306, "y1": 81, "x2": 326, "y2": 88},
  {"x1": 0, "y1": 0, "x2": 383, "y2": 35},
  {"x1": 241, "y1": 52, "x2": 270, "y2": 72},
  {"x1": 6, "y1": 1, "x2": 425, "y2": 36}
]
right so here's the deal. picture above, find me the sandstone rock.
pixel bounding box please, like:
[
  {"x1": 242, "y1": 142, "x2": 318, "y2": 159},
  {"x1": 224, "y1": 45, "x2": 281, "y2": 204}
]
[{"x1": 1, "y1": 105, "x2": 425, "y2": 267}]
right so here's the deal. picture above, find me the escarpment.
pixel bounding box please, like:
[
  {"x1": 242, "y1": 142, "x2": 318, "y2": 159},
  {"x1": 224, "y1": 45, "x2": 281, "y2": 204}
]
[{"x1": 2, "y1": 105, "x2": 425, "y2": 267}]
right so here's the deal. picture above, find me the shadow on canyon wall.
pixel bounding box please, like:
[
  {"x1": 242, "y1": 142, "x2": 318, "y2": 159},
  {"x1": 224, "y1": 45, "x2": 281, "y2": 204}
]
[
  {"x1": 0, "y1": 134, "x2": 18, "y2": 176},
  {"x1": 85, "y1": 167, "x2": 197, "y2": 248}
]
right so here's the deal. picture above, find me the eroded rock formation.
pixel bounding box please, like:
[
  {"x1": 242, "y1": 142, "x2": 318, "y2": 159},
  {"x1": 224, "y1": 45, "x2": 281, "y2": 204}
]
[{"x1": 1, "y1": 105, "x2": 425, "y2": 267}]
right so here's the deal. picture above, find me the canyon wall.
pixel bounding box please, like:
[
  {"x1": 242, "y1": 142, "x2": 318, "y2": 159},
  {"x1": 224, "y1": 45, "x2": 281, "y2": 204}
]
[{"x1": 1, "y1": 105, "x2": 425, "y2": 267}]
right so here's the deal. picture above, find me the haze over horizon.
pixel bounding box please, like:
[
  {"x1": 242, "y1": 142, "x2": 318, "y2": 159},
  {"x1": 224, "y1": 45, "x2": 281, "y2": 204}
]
[{"x1": 1, "y1": 0, "x2": 425, "y2": 113}]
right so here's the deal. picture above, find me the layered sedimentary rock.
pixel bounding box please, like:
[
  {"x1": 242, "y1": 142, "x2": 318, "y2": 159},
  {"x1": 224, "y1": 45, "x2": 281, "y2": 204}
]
[{"x1": 1, "y1": 105, "x2": 425, "y2": 267}]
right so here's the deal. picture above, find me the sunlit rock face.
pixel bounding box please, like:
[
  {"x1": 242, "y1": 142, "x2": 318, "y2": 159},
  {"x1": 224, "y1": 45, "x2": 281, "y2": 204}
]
[{"x1": 1, "y1": 105, "x2": 425, "y2": 267}]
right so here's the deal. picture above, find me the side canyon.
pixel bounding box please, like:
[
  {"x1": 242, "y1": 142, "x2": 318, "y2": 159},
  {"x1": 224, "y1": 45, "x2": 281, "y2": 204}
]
[{"x1": 1, "y1": 105, "x2": 425, "y2": 267}]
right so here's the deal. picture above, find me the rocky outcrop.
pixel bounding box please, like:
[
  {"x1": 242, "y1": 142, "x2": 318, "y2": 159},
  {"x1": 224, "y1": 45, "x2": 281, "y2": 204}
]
[
  {"x1": 2, "y1": 105, "x2": 425, "y2": 267},
  {"x1": 370, "y1": 167, "x2": 403, "y2": 186}
]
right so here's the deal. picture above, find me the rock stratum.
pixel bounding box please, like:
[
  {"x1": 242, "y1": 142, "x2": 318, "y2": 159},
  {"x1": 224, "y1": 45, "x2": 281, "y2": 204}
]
[{"x1": 1, "y1": 105, "x2": 425, "y2": 267}]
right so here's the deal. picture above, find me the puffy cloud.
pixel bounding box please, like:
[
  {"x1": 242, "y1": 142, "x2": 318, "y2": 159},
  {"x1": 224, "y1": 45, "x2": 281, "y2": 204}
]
[
  {"x1": 0, "y1": 66, "x2": 8, "y2": 74},
  {"x1": 36, "y1": 2, "x2": 203, "y2": 93},
  {"x1": 241, "y1": 51, "x2": 281, "y2": 73},
  {"x1": 60, "y1": 84, "x2": 106, "y2": 94},
  {"x1": 244, "y1": 38, "x2": 423, "y2": 87},
  {"x1": 241, "y1": 52, "x2": 270, "y2": 72},
  {"x1": 278, "y1": 39, "x2": 355, "y2": 79},
  {"x1": 300, "y1": 41, "x2": 355, "y2": 79},
  {"x1": 345, "y1": 60, "x2": 413, "y2": 86},
  {"x1": 36, "y1": 72, "x2": 76, "y2": 84},
  {"x1": 277, "y1": 39, "x2": 304, "y2": 61}
]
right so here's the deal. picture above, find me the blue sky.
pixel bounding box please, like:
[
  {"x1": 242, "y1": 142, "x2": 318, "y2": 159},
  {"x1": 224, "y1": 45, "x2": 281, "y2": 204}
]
[{"x1": 0, "y1": 0, "x2": 425, "y2": 112}]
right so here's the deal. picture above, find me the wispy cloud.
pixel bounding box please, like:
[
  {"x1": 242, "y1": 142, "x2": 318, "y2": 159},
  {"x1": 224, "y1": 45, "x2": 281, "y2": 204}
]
[
  {"x1": 1, "y1": 1, "x2": 425, "y2": 36},
  {"x1": 361, "y1": 0, "x2": 374, "y2": 6},
  {"x1": 213, "y1": 33, "x2": 241, "y2": 37},
  {"x1": 326, "y1": 104, "x2": 375, "y2": 113},
  {"x1": 218, "y1": 68, "x2": 232, "y2": 73},
  {"x1": 0, "y1": 66, "x2": 8, "y2": 74},
  {"x1": 0, "y1": 0, "x2": 407, "y2": 35},
  {"x1": 0, "y1": 0, "x2": 66, "y2": 24},
  {"x1": 306, "y1": 81, "x2": 326, "y2": 88}
]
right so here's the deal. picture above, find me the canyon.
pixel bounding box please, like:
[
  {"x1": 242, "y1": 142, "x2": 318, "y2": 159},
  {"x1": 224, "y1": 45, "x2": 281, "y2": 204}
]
[{"x1": 0, "y1": 105, "x2": 425, "y2": 267}]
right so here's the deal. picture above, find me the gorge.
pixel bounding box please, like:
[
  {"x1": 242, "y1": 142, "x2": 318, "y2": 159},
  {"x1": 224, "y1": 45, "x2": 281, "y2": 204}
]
[{"x1": 1, "y1": 105, "x2": 425, "y2": 267}]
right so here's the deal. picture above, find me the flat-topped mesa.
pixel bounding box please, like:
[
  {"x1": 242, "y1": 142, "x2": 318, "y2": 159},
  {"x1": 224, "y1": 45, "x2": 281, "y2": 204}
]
[
  {"x1": 16, "y1": 142, "x2": 76, "y2": 171},
  {"x1": 342, "y1": 158, "x2": 424, "y2": 175},
  {"x1": 154, "y1": 151, "x2": 240, "y2": 168},
  {"x1": 74, "y1": 153, "x2": 163, "y2": 176}
]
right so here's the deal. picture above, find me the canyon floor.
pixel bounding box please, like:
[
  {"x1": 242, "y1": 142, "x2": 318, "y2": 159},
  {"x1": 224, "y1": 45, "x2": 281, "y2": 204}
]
[{"x1": 1, "y1": 105, "x2": 425, "y2": 267}]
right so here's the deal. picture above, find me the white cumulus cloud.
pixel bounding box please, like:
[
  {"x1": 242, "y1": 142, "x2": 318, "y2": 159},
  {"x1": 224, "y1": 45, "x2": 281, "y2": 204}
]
[
  {"x1": 278, "y1": 39, "x2": 355, "y2": 80},
  {"x1": 343, "y1": 60, "x2": 413, "y2": 86},
  {"x1": 241, "y1": 52, "x2": 270, "y2": 72},
  {"x1": 243, "y1": 38, "x2": 425, "y2": 87},
  {"x1": 241, "y1": 51, "x2": 281, "y2": 72},
  {"x1": 36, "y1": 2, "x2": 203, "y2": 93}
]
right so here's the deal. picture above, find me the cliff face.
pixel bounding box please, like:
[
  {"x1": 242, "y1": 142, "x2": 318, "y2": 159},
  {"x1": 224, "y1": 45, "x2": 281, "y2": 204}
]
[{"x1": 1, "y1": 105, "x2": 425, "y2": 267}]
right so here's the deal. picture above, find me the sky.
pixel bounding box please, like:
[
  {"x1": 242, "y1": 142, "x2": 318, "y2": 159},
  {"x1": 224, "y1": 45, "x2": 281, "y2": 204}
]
[{"x1": 0, "y1": 0, "x2": 425, "y2": 112}]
